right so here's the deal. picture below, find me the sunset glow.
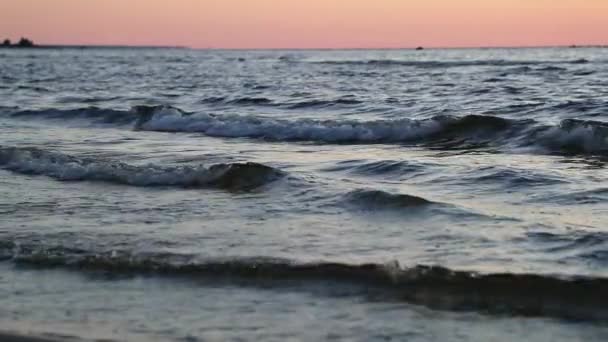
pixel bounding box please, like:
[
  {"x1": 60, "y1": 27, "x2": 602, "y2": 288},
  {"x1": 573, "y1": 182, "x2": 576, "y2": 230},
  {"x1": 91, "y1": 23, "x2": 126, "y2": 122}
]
[{"x1": 1, "y1": 0, "x2": 607, "y2": 48}]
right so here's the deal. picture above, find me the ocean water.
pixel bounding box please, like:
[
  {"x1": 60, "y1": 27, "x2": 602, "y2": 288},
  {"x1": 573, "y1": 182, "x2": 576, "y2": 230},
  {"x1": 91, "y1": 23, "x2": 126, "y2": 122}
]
[{"x1": 1, "y1": 47, "x2": 608, "y2": 341}]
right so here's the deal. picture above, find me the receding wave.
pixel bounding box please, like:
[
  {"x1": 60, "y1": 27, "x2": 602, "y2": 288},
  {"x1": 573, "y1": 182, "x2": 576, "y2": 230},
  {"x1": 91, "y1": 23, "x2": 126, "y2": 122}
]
[
  {"x1": 7, "y1": 105, "x2": 608, "y2": 156},
  {"x1": 308, "y1": 58, "x2": 591, "y2": 68},
  {"x1": 2, "y1": 241, "x2": 607, "y2": 321},
  {"x1": 0, "y1": 146, "x2": 283, "y2": 191}
]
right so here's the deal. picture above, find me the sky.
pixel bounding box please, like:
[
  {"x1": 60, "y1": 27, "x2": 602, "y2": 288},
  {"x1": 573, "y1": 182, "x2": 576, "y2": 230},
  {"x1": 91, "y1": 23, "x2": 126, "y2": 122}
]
[{"x1": 1, "y1": 0, "x2": 607, "y2": 49}]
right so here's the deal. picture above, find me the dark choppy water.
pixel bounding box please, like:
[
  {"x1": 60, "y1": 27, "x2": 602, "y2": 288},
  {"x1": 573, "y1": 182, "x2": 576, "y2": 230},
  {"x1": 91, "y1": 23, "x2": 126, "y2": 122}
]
[{"x1": 1, "y1": 47, "x2": 608, "y2": 341}]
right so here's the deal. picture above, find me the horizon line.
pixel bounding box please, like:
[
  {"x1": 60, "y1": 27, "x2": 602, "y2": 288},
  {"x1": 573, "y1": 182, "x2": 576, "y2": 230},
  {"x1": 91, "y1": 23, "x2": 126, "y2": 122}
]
[{"x1": 4, "y1": 43, "x2": 607, "y2": 51}]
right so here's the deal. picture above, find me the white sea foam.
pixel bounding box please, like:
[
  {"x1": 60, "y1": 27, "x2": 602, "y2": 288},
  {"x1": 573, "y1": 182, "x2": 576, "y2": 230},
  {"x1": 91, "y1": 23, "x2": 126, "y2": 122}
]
[
  {"x1": 137, "y1": 106, "x2": 444, "y2": 142},
  {"x1": 137, "y1": 107, "x2": 608, "y2": 154},
  {"x1": 8, "y1": 105, "x2": 608, "y2": 155}
]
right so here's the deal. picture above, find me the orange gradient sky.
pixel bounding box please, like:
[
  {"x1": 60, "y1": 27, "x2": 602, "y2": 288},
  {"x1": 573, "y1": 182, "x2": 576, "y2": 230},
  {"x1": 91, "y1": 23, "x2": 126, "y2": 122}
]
[{"x1": 1, "y1": 0, "x2": 607, "y2": 48}]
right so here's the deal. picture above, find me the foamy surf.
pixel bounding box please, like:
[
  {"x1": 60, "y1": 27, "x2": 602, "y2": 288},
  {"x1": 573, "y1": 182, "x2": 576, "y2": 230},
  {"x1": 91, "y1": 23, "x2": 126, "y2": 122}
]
[
  {"x1": 134, "y1": 106, "x2": 608, "y2": 155},
  {"x1": 6, "y1": 105, "x2": 607, "y2": 155}
]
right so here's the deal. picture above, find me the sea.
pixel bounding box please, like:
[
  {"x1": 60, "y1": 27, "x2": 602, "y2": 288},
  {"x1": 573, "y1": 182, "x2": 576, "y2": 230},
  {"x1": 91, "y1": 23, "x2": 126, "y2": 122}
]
[{"x1": 0, "y1": 47, "x2": 607, "y2": 341}]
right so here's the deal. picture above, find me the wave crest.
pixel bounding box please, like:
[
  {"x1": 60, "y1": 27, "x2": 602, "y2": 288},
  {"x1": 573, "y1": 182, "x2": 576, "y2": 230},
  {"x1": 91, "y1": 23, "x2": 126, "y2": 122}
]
[
  {"x1": 7, "y1": 105, "x2": 608, "y2": 156},
  {"x1": 345, "y1": 189, "x2": 435, "y2": 209},
  {"x1": 0, "y1": 146, "x2": 283, "y2": 191},
  {"x1": 135, "y1": 105, "x2": 443, "y2": 142}
]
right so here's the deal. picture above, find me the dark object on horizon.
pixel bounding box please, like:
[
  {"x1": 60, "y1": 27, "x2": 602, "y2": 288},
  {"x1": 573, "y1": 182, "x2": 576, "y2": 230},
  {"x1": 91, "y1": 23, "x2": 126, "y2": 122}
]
[
  {"x1": 415, "y1": 46, "x2": 424, "y2": 50},
  {"x1": 17, "y1": 37, "x2": 35, "y2": 47},
  {"x1": 1, "y1": 37, "x2": 35, "y2": 48}
]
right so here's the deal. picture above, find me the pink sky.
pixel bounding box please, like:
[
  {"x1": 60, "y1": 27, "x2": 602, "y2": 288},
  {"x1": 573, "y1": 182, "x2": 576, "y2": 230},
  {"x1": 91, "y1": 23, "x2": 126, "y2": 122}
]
[{"x1": 1, "y1": 0, "x2": 607, "y2": 48}]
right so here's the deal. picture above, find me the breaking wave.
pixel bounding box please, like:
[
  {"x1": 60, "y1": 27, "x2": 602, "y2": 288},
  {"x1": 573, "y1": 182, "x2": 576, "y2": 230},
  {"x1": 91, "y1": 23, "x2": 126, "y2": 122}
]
[
  {"x1": 133, "y1": 106, "x2": 608, "y2": 155},
  {"x1": 6, "y1": 105, "x2": 608, "y2": 156},
  {"x1": 1, "y1": 241, "x2": 607, "y2": 321},
  {"x1": 133, "y1": 106, "x2": 443, "y2": 141},
  {"x1": 0, "y1": 146, "x2": 284, "y2": 191}
]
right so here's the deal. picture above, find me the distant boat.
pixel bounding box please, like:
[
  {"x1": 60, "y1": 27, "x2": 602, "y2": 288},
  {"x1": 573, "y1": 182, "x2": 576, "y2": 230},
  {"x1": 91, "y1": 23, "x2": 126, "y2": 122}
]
[{"x1": 415, "y1": 46, "x2": 424, "y2": 51}]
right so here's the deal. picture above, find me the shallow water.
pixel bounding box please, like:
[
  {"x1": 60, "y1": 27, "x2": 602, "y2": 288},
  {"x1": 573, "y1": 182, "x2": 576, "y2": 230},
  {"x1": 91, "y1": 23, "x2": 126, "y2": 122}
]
[{"x1": 1, "y1": 47, "x2": 608, "y2": 341}]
